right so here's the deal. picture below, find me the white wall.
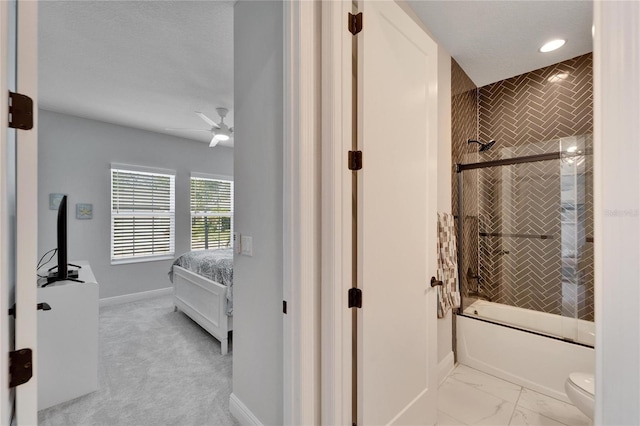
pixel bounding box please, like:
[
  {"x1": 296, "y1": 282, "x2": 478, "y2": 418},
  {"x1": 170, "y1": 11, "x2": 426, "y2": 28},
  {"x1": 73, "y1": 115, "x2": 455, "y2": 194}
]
[
  {"x1": 37, "y1": 109, "x2": 233, "y2": 299},
  {"x1": 593, "y1": 2, "x2": 640, "y2": 424},
  {"x1": 232, "y1": 1, "x2": 283, "y2": 425}
]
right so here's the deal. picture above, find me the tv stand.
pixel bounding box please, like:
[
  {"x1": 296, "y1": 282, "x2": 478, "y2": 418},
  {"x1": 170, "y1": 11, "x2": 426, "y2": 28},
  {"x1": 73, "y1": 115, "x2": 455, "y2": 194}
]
[{"x1": 37, "y1": 261, "x2": 98, "y2": 410}]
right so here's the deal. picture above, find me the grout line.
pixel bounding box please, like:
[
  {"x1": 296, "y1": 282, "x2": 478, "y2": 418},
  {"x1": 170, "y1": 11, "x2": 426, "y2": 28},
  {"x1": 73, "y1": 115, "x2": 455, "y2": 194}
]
[
  {"x1": 457, "y1": 363, "x2": 522, "y2": 389},
  {"x1": 439, "y1": 409, "x2": 470, "y2": 426},
  {"x1": 507, "y1": 388, "x2": 524, "y2": 425},
  {"x1": 537, "y1": 410, "x2": 573, "y2": 426},
  {"x1": 455, "y1": 364, "x2": 525, "y2": 400}
]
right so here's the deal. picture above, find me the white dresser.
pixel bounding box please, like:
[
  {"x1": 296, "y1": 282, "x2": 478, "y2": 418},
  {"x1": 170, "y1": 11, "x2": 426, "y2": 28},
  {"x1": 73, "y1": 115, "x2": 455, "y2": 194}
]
[{"x1": 37, "y1": 261, "x2": 98, "y2": 410}]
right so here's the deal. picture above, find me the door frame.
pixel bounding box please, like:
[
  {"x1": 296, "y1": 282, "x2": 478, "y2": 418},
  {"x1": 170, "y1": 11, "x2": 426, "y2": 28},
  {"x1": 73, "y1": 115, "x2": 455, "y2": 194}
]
[
  {"x1": 319, "y1": 0, "x2": 353, "y2": 424},
  {"x1": 14, "y1": 0, "x2": 39, "y2": 419},
  {"x1": 284, "y1": 1, "x2": 357, "y2": 423},
  {"x1": 283, "y1": 1, "x2": 322, "y2": 425},
  {"x1": 0, "y1": 0, "x2": 12, "y2": 422}
]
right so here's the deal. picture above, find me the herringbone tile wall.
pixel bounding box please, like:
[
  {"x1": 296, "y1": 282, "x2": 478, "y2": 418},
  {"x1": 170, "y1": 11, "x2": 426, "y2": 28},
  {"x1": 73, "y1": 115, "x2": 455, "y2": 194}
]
[
  {"x1": 453, "y1": 54, "x2": 594, "y2": 322},
  {"x1": 478, "y1": 53, "x2": 592, "y2": 156}
]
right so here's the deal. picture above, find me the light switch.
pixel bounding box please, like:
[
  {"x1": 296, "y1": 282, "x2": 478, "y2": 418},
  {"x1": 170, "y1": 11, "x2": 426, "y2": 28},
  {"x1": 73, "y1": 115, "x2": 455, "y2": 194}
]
[
  {"x1": 233, "y1": 232, "x2": 241, "y2": 254},
  {"x1": 241, "y1": 235, "x2": 253, "y2": 256}
]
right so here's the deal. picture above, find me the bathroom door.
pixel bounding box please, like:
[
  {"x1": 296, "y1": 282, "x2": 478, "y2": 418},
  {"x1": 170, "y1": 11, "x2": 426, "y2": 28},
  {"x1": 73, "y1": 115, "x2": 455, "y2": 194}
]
[
  {"x1": 1, "y1": 0, "x2": 39, "y2": 423},
  {"x1": 357, "y1": 1, "x2": 439, "y2": 424}
]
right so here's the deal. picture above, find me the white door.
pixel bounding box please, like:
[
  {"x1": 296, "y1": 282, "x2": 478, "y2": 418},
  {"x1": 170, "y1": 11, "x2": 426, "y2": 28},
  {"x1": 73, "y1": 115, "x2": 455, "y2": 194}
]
[
  {"x1": 1, "y1": 1, "x2": 39, "y2": 424},
  {"x1": 357, "y1": 1, "x2": 439, "y2": 424}
]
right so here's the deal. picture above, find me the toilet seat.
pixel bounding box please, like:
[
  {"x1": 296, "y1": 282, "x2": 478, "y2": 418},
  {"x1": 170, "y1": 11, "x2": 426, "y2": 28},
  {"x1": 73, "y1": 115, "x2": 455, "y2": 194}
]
[
  {"x1": 565, "y1": 372, "x2": 594, "y2": 419},
  {"x1": 569, "y1": 372, "x2": 595, "y2": 395}
]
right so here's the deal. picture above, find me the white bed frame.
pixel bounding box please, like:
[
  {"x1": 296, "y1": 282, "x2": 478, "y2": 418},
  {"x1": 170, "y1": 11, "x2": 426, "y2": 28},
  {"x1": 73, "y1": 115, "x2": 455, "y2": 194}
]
[{"x1": 172, "y1": 266, "x2": 233, "y2": 354}]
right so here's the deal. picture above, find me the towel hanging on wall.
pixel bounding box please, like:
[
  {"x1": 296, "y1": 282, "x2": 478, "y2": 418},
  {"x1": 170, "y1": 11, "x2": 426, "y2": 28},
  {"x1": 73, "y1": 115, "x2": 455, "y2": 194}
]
[{"x1": 437, "y1": 212, "x2": 460, "y2": 318}]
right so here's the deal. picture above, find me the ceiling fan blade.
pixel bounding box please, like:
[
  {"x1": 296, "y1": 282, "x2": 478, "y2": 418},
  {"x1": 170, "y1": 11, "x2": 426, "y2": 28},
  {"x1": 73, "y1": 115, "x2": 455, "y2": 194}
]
[
  {"x1": 209, "y1": 135, "x2": 221, "y2": 147},
  {"x1": 196, "y1": 111, "x2": 220, "y2": 129},
  {"x1": 165, "y1": 127, "x2": 211, "y2": 132}
]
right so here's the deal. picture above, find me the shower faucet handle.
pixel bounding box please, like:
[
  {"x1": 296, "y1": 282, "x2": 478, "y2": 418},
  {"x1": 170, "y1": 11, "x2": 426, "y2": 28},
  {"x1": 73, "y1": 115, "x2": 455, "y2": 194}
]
[
  {"x1": 467, "y1": 267, "x2": 482, "y2": 282},
  {"x1": 430, "y1": 277, "x2": 444, "y2": 287}
]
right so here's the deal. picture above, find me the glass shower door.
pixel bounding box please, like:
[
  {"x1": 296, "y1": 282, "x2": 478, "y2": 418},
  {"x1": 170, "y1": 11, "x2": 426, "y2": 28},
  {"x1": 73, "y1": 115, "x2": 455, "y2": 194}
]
[{"x1": 457, "y1": 135, "x2": 594, "y2": 347}]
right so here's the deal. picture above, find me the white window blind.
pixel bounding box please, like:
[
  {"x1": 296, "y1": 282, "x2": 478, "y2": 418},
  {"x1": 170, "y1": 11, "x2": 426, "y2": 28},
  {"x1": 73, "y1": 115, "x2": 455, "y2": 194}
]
[
  {"x1": 111, "y1": 167, "x2": 175, "y2": 263},
  {"x1": 190, "y1": 177, "x2": 233, "y2": 250}
]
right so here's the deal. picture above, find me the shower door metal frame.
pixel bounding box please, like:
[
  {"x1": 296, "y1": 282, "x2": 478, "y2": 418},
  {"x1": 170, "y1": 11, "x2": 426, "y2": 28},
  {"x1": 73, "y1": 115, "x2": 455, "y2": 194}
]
[
  {"x1": 455, "y1": 151, "x2": 563, "y2": 315},
  {"x1": 455, "y1": 149, "x2": 594, "y2": 348},
  {"x1": 456, "y1": 152, "x2": 562, "y2": 172}
]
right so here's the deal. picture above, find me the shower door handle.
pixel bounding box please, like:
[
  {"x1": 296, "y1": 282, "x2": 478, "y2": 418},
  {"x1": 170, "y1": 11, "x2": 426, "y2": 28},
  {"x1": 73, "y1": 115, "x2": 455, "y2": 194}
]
[{"x1": 430, "y1": 277, "x2": 443, "y2": 287}]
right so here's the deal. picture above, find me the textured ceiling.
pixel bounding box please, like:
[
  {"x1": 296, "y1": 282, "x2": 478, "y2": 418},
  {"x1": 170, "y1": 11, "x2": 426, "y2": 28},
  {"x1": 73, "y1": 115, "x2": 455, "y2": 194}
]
[
  {"x1": 39, "y1": 1, "x2": 234, "y2": 147},
  {"x1": 39, "y1": 1, "x2": 593, "y2": 144},
  {"x1": 406, "y1": 0, "x2": 593, "y2": 87}
]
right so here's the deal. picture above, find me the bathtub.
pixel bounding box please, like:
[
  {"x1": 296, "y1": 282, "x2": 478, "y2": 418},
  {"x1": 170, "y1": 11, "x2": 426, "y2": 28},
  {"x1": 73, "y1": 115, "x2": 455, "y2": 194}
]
[
  {"x1": 464, "y1": 300, "x2": 595, "y2": 346},
  {"x1": 457, "y1": 300, "x2": 595, "y2": 403}
]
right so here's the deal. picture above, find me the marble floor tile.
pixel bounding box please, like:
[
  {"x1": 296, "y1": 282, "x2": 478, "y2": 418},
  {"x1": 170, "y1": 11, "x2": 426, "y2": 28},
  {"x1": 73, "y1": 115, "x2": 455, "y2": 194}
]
[
  {"x1": 509, "y1": 406, "x2": 568, "y2": 426},
  {"x1": 439, "y1": 376, "x2": 516, "y2": 425},
  {"x1": 449, "y1": 364, "x2": 523, "y2": 403},
  {"x1": 437, "y1": 410, "x2": 468, "y2": 426},
  {"x1": 516, "y1": 388, "x2": 592, "y2": 426}
]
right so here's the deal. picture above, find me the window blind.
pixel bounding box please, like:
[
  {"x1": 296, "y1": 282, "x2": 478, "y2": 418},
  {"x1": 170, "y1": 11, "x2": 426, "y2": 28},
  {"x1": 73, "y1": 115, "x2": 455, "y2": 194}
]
[
  {"x1": 190, "y1": 177, "x2": 233, "y2": 250},
  {"x1": 111, "y1": 168, "x2": 175, "y2": 263}
]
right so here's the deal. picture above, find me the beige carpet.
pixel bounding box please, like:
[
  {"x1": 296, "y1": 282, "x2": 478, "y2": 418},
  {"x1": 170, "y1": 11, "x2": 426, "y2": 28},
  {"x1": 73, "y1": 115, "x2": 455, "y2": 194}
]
[{"x1": 38, "y1": 295, "x2": 237, "y2": 426}]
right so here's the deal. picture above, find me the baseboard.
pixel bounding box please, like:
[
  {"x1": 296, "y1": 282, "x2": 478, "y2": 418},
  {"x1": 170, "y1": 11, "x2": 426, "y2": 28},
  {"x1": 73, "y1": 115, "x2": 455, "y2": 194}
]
[
  {"x1": 99, "y1": 287, "x2": 173, "y2": 307},
  {"x1": 229, "y1": 393, "x2": 263, "y2": 426},
  {"x1": 438, "y1": 351, "x2": 455, "y2": 385}
]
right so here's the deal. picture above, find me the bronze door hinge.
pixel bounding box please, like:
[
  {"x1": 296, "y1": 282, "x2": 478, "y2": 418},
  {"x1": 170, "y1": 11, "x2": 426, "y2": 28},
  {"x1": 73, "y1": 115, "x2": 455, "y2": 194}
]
[
  {"x1": 8, "y1": 91, "x2": 34, "y2": 130},
  {"x1": 9, "y1": 348, "x2": 33, "y2": 388},
  {"x1": 348, "y1": 12, "x2": 363, "y2": 35},
  {"x1": 348, "y1": 150, "x2": 363, "y2": 170},
  {"x1": 348, "y1": 288, "x2": 362, "y2": 308}
]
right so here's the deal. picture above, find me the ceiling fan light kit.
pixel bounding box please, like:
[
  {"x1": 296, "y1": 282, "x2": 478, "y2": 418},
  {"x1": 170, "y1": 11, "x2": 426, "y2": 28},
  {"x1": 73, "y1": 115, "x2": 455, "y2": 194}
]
[{"x1": 168, "y1": 107, "x2": 234, "y2": 147}]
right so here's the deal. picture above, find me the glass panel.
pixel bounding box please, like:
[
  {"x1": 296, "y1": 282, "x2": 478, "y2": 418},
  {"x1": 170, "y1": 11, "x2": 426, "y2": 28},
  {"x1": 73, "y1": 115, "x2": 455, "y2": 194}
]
[
  {"x1": 191, "y1": 216, "x2": 232, "y2": 250},
  {"x1": 458, "y1": 134, "x2": 594, "y2": 347}
]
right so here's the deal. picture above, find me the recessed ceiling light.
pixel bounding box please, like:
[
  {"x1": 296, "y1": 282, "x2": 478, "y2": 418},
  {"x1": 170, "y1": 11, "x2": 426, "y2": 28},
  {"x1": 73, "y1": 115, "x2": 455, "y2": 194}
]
[{"x1": 539, "y1": 39, "x2": 566, "y2": 53}]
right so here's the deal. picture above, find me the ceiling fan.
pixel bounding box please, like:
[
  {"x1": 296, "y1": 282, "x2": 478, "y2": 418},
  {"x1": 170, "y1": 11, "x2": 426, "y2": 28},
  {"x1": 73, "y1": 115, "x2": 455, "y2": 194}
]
[{"x1": 166, "y1": 107, "x2": 233, "y2": 147}]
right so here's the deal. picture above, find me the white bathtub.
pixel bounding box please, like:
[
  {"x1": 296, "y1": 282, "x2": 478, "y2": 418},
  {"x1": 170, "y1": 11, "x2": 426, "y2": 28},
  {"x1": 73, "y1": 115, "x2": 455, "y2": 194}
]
[
  {"x1": 464, "y1": 300, "x2": 595, "y2": 346},
  {"x1": 457, "y1": 300, "x2": 595, "y2": 403}
]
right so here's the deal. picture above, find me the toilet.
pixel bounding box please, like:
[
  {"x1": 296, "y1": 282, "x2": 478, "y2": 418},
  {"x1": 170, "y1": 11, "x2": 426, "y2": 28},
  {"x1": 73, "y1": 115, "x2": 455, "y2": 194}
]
[{"x1": 565, "y1": 372, "x2": 595, "y2": 419}]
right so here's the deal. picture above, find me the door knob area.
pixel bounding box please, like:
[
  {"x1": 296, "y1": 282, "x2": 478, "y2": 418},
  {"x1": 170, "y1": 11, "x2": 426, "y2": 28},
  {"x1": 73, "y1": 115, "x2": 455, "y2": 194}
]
[
  {"x1": 430, "y1": 277, "x2": 443, "y2": 287},
  {"x1": 8, "y1": 302, "x2": 52, "y2": 318},
  {"x1": 37, "y1": 303, "x2": 52, "y2": 311}
]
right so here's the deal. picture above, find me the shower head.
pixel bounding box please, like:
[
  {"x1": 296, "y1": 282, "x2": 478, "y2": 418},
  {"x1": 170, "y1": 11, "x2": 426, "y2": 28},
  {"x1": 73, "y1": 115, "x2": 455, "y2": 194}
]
[{"x1": 468, "y1": 139, "x2": 497, "y2": 152}]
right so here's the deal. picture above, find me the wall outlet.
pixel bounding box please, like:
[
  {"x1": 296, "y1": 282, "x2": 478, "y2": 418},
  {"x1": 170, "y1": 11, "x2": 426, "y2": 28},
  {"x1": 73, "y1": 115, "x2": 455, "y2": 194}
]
[{"x1": 241, "y1": 235, "x2": 253, "y2": 257}]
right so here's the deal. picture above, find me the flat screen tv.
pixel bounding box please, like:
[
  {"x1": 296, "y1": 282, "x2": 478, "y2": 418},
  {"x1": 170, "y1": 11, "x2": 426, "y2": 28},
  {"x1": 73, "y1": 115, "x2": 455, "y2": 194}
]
[
  {"x1": 57, "y1": 194, "x2": 68, "y2": 280},
  {"x1": 45, "y1": 195, "x2": 81, "y2": 285}
]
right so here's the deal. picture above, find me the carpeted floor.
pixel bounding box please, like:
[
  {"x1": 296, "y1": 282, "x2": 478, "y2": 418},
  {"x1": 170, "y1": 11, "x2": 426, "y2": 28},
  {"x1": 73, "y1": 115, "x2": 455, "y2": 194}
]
[{"x1": 38, "y1": 295, "x2": 238, "y2": 426}]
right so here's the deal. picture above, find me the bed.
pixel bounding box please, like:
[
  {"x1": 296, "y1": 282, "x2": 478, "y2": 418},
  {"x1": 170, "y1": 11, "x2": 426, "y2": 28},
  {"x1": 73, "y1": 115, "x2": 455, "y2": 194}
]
[{"x1": 169, "y1": 249, "x2": 233, "y2": 354}]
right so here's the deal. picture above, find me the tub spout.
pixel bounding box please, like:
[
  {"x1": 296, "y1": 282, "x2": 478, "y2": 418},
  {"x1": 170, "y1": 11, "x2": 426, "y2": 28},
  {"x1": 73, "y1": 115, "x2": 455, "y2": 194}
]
[
  {"x1": 467, "y1": 267, "x2": 485, "y2": 293},
  {"x1": 467, "y1": 267, "x2": 483, "y2": 284}
]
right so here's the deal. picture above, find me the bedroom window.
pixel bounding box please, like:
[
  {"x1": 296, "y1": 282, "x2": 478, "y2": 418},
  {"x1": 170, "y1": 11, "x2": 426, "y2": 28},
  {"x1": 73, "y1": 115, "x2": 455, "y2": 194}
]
[
  {"x1": 110, "y1": 165, "x2": 176, "y2": 264},
  {"x1": 190, "y1": 175, "x2": 233, "y2": 250}
]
